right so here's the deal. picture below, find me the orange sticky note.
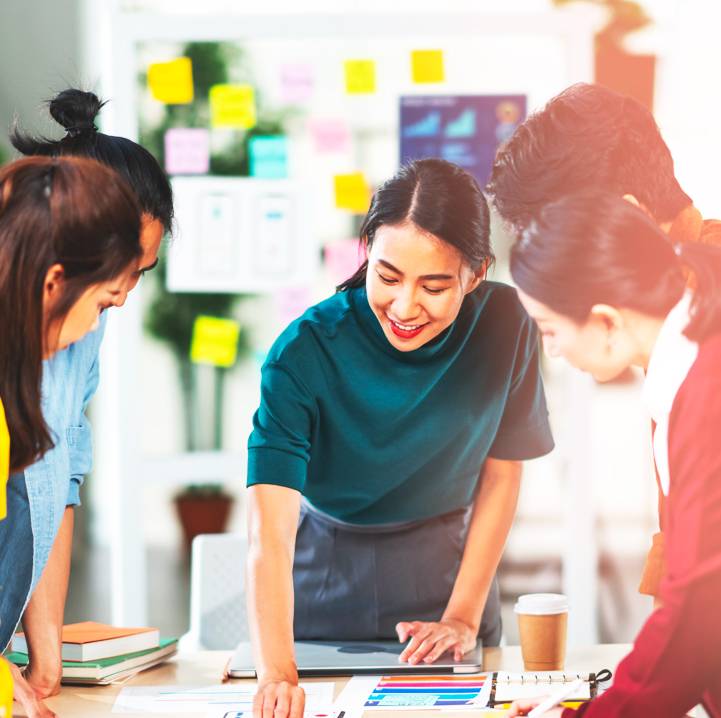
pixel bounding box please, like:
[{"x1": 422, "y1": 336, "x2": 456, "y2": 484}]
[
  {"x1": 148, "y1": 58, "x2": 194, "y2": 104},
  {"x1": 344, "y1": 60, "x2": 376, "y2": 94},
  {"x1": 210, "y1": 84, "x2": 257, "y2": 129},
  {"x1": 411, "y1": 50, "x2": 445, "y2": 84},
  {"x1": 334, "y1": 173, "x2": 371, "y2": 213}
]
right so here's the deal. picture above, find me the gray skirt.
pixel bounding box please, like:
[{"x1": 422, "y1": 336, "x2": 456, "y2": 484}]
[{"x1": 292, "y1": 501, "x2": 502, "y2": 646}]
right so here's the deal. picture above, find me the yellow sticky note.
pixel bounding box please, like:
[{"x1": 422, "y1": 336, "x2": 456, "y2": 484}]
[
  {"x1": 210, "y1": 84, "x2": 257, "y2": 129},
  {"x1": 190, "y1": 316, "x2": 241, "y2": 369},
  {"x1": 411, "y1": 50, "x2": 445, "y2": 83},
  {"x1": 334, "y1": 173, "x2": 371, "y2": 213},
  {"x1": 148, "y1": 57, "x2": 194, "y2": 104},
  {"x1": 0, "y1": 400, "x2": 8, "y2": 521},
  {"x1": 344, "y1": 60, "x2": 376, "y2": 94}
]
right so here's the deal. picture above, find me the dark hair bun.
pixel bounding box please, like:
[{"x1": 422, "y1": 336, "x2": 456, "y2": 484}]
[{"x1": 48, "y1": 89, "x2": 105, "y2": 133}]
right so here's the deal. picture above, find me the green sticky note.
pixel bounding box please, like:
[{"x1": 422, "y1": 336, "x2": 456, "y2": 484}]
[
  {"x1": 148, "y1": 58, "x2": 194, "y2": 104},
  {"x1": 190, "y1": 316, "x2": 240, "y2": 368},
  {"x1": 210, "y1": 84, "x2": 257, "y2": 129},
  {"x1": 344, "y1": 59, "x2": 376, "y2": 94},
  {"x1": 411, "y1": 49, "x2": 445, "y2": 83},
  {"x1": 249, "y1": 135, "x2": 288, "y2": 179}
]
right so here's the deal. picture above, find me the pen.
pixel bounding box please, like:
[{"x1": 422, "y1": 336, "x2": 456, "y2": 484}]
[{"x1": 527, "y1": 678, "x2": 585, "y2": 718}]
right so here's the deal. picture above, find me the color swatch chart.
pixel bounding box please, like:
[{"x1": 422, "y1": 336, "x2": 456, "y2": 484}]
[{"x1": 363, "y1": 674, "x2": 491, "y2": 708}]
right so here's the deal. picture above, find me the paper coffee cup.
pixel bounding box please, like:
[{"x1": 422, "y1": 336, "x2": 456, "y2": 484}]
[{"x1": 514, "y1": 593, "x2": 568, "y2": 671}]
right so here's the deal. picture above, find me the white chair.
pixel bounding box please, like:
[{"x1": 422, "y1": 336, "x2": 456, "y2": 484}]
[{"x1": 180, "y1": 533, "x2": 249, "y2": 651}]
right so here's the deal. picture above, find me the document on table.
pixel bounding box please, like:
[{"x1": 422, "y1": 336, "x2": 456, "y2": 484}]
[
  {"x1": 333, "y1": 674, "x2": 492, "y2": 711},
  {"x1": 112, "y1": 682, "x2": 334, "y2": 714}
]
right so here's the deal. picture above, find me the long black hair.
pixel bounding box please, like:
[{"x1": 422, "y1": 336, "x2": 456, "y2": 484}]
[
  {"x1": 510, "y1": 191, "x2": 721, "y2": 343},
  {"x1": 337, "y1": 158, "x2": 493, "y2": 291},
  {"x1": 0, "y1": 156, "x2": 141, "y2": 472},
  {"x1": 11, "y1": 88, "x2": 173, "y2": 232}
]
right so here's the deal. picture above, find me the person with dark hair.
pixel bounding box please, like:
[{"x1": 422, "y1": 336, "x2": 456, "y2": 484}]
[
  {"x1": 2, "y1": 89, "x2": 173, "y2": 708},
  {"x1": 11, "y1": 88, "x2": 173, "y2": 295},
  {"x1": 508, "y1": 191, "x2": 721, "y2": 718},
  {"x1": 0, "y1": 155, "x2": 141, "y2": 718},
  {"x1": 247, "y1": 159, "x2": 554, "y2": 718},
  {"x1": 487, "y1": 81, "x2": 721, "y2": 603}
]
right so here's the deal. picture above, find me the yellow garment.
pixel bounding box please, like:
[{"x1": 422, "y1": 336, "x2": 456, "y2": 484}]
[{"x1": 0, "y1": 399, "x2": 8, "y2": 521}]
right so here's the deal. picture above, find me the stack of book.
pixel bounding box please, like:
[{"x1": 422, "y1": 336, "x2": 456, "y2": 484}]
[{"x1": 7, "y1": 621, "x2": 178, "y2": 685}]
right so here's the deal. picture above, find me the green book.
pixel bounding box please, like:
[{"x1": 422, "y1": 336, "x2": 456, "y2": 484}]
[{"x1": 5, "y1": 637, "x2": 178, "y2": 683}]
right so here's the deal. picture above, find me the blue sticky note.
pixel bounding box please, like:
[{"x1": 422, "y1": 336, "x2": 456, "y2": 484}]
[{"x1": 249, "y1": 135, "x2": 288, "y2": 179}]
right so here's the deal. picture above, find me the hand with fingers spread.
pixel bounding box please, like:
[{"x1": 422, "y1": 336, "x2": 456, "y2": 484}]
[
  {"x1": 253, "y1": 677, "x2": 305, "y2": 718},
  {"x1": 506, "y1": 698, "x2": 565, "y2": 717},
  {"x1": 396, "y1": 618, "x2": 477, "y2": 665}
]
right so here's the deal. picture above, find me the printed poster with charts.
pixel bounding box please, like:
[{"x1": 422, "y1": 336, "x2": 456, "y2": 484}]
[
  {"x1": 334, "y1": 674, "x2": 492, "y2": 710},
  {"x1": 400, "y1": 95, "x2": 527, "y2": 187}
]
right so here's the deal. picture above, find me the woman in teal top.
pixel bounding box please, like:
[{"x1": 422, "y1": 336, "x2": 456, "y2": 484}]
[{"x1": 247, "y1": 159, "x2": 553, "y2": 718}]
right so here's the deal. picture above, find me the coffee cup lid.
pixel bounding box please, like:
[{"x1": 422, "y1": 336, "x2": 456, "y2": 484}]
[{"x1": 514, "y1": 593, "x2": 568, "y2": 615}]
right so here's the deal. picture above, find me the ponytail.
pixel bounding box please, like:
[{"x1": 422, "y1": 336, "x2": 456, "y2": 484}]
[{"x1": 677, "y1": 242, "x2": 721, "y2": 342}]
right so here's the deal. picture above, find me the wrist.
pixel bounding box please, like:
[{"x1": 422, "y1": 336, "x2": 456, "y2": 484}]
[
  {"x1": 440, "y1": 613, "x2": 478, "y2": 634},
  {"x1": 258, "y1": 664, "x2": 299, "y2": 687}
]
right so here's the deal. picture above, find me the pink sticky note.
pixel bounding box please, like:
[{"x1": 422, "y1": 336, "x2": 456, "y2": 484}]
[
  {"x1": 324, "y1": 239, "x2": 365, "y2": 283},
  {"x1": 309, "y1": 119, "x2": 351, "y2": 154},
  {"x1": 164, "y1": 128, "x2": 210, "y2": 175},
  {"x1": 281, "y1": 64, "x2": 314, "y2": 104},
  {"x1": 275, "y1": 286, "x2": 313, "y2": 327}
]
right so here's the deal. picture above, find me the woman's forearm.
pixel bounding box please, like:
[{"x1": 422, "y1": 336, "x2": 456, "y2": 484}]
[
  {"x1": 442, "y1": 459, "x2": 522, "y2": 631},
  {"x1": 246, "y1": 485, "x2": 301, "y2": 686},
  {"x1": 21, "y1": 506, "x2": 74, "y2": 696}
]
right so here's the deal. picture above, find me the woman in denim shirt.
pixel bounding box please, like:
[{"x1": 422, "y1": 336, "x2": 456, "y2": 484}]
[
  {"x1": 5, "y1": 89, "x2": 174, "y2": 711},
  {"x1": 0, "y1": 155, "x2": 142, "y2": 718}
]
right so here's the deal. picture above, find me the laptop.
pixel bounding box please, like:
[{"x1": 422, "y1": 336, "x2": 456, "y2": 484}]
[{"x1": 228, "y1": 640, "x2": 483, "y2": 677}]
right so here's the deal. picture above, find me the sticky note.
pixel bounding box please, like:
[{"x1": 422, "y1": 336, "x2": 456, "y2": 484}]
[
  {"x1": 411, "y1": 50, "x2": 445, "y2": 83},
  {"x1": 249, "y1": 135, "x2": 288, "y2": 179},
  {"x1": 334, "y1": 173, "x2": 371, "y2": 213},
  {"x1": 309, "y1": 119, "x2": 350, "y2": 154},
  {"x1": 210, "y1": 84, "x2": 256, "y2": 129},
  {"x1": 190, "y1": 316, "x2": 241, "y2": 368},
  {"x1": 148, "y1": 58, "x2": 194, "y2": 104},
  {"x1": 275, "y1": 287, "x2": 313, "y2": 326},
  {"x1": 324, "y1": 239, "x2": 365, "y2": 282},
  {"x1": 164, "y1": 128, "x2": 210, "y2": 175},
  {"x1": 344, "y1": 60, "x2": 376, "y2": 94},
  {"x1": 280, "y1": 64, "x2": 314, "y2": 104}
]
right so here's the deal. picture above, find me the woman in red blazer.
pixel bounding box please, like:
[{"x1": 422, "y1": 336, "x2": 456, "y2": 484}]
[{"x1": 508, "y1": 191, "x2": 721, "y2": 718}]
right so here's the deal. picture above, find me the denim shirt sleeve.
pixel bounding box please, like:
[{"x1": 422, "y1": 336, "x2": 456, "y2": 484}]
[{"x1": 66, "y1": 316, "x2": 105, "y2": 506}]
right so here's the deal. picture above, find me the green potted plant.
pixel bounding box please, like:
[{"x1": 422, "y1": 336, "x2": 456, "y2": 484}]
[{"x1": 139, "y1": 41, "x2": 296, "y2": 546}]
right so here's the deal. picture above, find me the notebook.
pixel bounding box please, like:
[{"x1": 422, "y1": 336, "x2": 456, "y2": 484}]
[
  {"x1": 12, "y1": 621, "x2": 160, "y2": 662},
  {"x1": 489, "y1": 670, "x2": 612, "y2": 705},
  {"x1": 5, "y1": 638, "x2": 178, "y2": 684}
]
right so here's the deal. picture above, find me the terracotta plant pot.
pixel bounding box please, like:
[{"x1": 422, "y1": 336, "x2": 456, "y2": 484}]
[{"x1": 174, "y1": 494, "x2": 234, "y2": 550}]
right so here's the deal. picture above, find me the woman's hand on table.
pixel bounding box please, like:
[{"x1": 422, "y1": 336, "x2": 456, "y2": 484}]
[
  {"x1": 507, "y1": 699, "x2": 565, "y2": 717},
  {"x1": 396, "y1": 617, "x2": 477, "y2": 664},
  {"x1": 23, "y1": 658, "x2": 63, "y2": 698},
  {"x1": 7, "y1": 661, "x2": 57, "y2": 718},
  {"x1": 253, "y1": 678, "x2": 305, "y2": 718}
]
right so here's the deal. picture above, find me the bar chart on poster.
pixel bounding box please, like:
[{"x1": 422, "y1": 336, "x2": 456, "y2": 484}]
[{"x1": 400, "y1": 95, "x2": 527, "y2": 186}]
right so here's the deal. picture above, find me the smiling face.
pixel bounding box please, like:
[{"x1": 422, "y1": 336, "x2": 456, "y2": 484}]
[{"x1": 365, "y1": 222, "x2": 484, "y2": 352}]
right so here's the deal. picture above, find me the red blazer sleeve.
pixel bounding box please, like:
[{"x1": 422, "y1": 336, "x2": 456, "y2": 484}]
[{"x1": 564, "y1": 341, "x2": 721, "y2": 718}]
